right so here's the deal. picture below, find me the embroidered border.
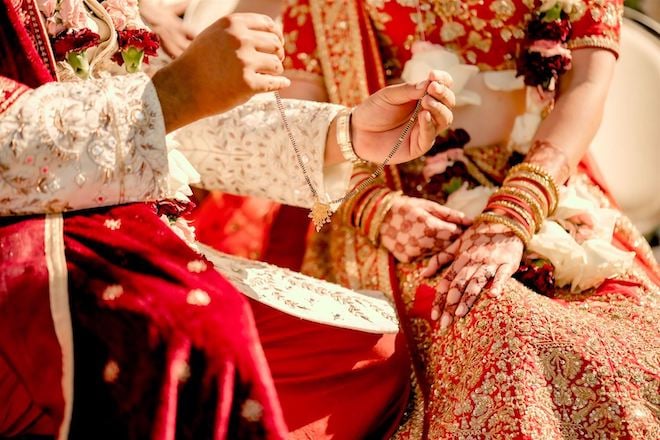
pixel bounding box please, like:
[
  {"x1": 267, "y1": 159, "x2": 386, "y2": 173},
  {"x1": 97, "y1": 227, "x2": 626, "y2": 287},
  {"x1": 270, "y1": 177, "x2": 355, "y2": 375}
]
[
  {"x1": 45, "y1": 213, "x2": 74, "y2": 440},
  {"x1": 568, "y1": 35, "x2": 620, "y2": 57},
  {"x1": 16, "y1": 0, "x2": 57, "y2": 78},
  {"x1": 0, "y1": 76, "x2": 29, "y2": 115},
  {"x1": 309, "y1": 0, "x2": 370, "y2": 106}
]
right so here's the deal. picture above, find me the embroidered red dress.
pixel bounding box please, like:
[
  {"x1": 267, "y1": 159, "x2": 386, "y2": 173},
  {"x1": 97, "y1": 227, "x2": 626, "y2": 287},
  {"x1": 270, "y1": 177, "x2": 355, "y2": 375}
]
[{"x1": 256, "y1": 0, "x2": 660, "y2": 438}]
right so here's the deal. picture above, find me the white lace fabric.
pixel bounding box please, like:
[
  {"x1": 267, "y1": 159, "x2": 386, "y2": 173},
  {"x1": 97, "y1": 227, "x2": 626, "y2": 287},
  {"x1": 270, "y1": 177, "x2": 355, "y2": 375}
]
[
  {"x1": 0, "y1": 73, "x2": 170, "y2": 215},
  {"x1": 173, "y1": 97, "x2": 348, "y2": 209}
]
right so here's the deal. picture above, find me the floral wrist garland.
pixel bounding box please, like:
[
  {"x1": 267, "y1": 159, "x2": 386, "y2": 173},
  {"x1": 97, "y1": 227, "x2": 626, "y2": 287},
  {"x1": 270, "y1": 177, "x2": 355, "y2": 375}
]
[
  {"x1": 37, "y1": 0, "x2": 160, "y2": 78},
  {"x1": 516, "y1": 0, "x2": 575, "y2": 91}
]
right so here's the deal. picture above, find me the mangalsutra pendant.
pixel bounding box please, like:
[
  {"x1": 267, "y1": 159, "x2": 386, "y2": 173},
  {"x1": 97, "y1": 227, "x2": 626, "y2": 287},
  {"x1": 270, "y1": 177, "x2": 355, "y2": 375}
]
[{"x1": 309, "y1": 200, "x2": 332, "y2": 231}]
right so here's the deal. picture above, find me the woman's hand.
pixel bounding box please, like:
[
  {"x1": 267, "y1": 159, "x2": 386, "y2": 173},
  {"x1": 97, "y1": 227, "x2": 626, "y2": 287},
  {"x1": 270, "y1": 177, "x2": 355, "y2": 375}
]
[
  {"x1": 422, "y1": 222, "x2": 524, "y2": 331},
  {"x1": 380, "y1": 195, "x2": 470, "y2": 262},
  {"x1": 351, "y1": 70, "x2": 455, "y2": 164},
  {"x1": 141, "y1": 0, "x2": 194, "y2": 58}
]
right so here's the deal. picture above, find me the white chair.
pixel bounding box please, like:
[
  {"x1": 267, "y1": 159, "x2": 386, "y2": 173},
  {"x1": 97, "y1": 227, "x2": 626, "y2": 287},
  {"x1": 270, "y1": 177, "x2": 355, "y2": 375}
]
[{"x1": 590, "y1": 9, "x2": 660, "y2": 236}]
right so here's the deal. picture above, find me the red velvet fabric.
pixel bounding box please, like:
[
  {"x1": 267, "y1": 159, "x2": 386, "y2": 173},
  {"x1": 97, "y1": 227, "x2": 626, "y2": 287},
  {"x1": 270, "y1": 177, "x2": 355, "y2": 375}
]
[
  {"x1": 249, "y1": 299, "x2": 411, "y2": 440},
  {"x1": 0, "y1": 1, "x2": 288, "y2": 436}
]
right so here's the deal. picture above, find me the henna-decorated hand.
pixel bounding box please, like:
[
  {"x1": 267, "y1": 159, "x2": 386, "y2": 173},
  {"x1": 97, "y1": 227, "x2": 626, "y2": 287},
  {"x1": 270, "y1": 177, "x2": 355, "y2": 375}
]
[
  {"x1": 380, "y1": 195, "x2": 471, "y2": 263},
  {"x1": 422, "y1": 222, "x2": 524, "y2": 330}
]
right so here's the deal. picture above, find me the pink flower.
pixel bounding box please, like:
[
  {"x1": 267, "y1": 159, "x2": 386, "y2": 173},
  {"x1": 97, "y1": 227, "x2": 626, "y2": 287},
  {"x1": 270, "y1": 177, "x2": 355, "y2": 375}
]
[
  {"x1": 102, "y1": 0, "x2": 138, "y2": 31},
  {"x1": 35, "y1": 0, "x2": 57, "y2": 17},
  {"x1": 59, "y1": 0, "x2": 87, "y2": 29},
  {"x1": 46, "y1": 16, "x2": 65, "y2": 36},
  {"x1": 528, "y1": 39, "x2": 572, "y2": 58}
]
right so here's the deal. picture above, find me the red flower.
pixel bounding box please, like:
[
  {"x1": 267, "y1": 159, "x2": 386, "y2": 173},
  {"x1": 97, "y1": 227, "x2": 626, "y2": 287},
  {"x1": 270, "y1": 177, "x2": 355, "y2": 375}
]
[
  {"x1": 527, "y1": 17, "x2": 572, "y2": 42},
  {"x1": 112, "y1": 29, "x2": 160, "y2": 65},
  {"x1": 52, "y1": 28, "x2": 101, "y2": 61},
  {"x1": 426, "y1": 128, "x2": 471, "y2": 157},
  {"x1": 515, "y1": 258, "x2": 556, "y2": 297},
  {"x1": 517, "y1": 51, "x2": 572, "y2": 88},
  {"x1": 155, "y1": 199, "x2": 196, "y2": 219}
]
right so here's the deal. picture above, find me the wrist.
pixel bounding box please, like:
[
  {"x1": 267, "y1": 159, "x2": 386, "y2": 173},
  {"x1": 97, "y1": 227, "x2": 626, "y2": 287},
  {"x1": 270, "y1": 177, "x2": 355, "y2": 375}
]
[{"x1": 152, "y1": 62, "x2": 196, "y2": 132}]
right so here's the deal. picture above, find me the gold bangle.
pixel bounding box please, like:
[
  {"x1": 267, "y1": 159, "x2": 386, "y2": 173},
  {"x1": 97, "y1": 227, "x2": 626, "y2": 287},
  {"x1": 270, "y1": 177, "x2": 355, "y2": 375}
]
[
  {"x1": 336, "y1": 108, "x2": 361, "y2": 163},
  {"x1": 354, "y1": 186, "x2": 385, "y2": 230},
  {"x1": 359, "y1": 187, "x2": 390, "y2": 234},
  {"x1": 495, "y1": 186, "x2": 545, "y2": 227},
  {"x1": 476, "y1": 212, "x2": 531, "y2": 245},
  {"x1": 505, "y1": 180, "x2": 550, "y2": 219},
  {"x1": 369, "y1": 190, "x2": 401, "y2": 244},
  {"x1": 505, "y1": 170, "x2": 557, "y2": 214},
  {"x1": 507, "y1": 163, "x2": 559, "y2": 209},
  {"x1": 488, "y1": 200, "x2": 536, "y2": 232}
]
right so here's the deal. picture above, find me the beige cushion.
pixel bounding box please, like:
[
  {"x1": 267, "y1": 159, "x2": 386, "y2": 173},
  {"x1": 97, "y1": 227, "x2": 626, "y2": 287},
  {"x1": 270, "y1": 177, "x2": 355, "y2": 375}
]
[{"x1": 590, "y1": 18, "x2": 660, "y2": 235}]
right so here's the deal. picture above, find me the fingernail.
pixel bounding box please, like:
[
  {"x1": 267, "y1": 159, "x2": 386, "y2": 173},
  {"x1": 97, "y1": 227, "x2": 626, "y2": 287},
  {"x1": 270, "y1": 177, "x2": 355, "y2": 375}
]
[
  {"x1": 440, "y1": 313, "x2": 452, "y2": 331},
  {"x1": 425, "y1": 112, "x2": 432, "y2": 123},
  {"x1": 431, "y1": 308, "x2": 439, "y2": 321},
  {"x1": 455, "y1": 303, "x2": 468, "y2": 317},
  {"x1": 416, "y1": 80, "x2": 428, "y2": 90}
]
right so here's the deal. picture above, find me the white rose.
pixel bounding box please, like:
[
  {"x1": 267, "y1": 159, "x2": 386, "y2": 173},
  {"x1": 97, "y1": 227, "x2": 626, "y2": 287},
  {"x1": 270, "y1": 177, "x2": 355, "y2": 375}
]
[
  {"x1": 444, "y1": 183, "x2": 494, "y2": 220},
  {"x1": 401, "y1": 42, "x2": 481, "y2": 106},
  {"x1": 166, "y1": 137, "x2": 201, "y2": 201},
  {"x1": 528, "y1": 220, "x2": 587, "y2": 288},
  {"x1": 571, "y1": 239, "x2": 635, "y2": 291}
]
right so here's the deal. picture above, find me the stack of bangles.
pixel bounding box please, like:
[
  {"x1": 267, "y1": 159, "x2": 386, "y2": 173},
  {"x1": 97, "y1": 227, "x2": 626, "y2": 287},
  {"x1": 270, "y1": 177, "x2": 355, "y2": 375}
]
[
  {"x1": 341, "y1": 163, "x2": 402, "y2": 244},
  {"x1": 476, "y1": 163, "x2": 559, "y2": 245}
]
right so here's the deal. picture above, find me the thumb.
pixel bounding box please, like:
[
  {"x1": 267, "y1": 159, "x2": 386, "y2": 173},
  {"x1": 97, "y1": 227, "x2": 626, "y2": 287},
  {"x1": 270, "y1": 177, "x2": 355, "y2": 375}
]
[{"x1": 378, "y1": 80, "x2": 428, "y2": 106}]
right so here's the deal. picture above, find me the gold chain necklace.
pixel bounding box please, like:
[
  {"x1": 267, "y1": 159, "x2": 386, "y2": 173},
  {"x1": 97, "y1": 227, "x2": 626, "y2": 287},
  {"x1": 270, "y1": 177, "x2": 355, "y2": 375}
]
[{"x1": 274, "y1": 91, "x2": 421, "y2": 231}]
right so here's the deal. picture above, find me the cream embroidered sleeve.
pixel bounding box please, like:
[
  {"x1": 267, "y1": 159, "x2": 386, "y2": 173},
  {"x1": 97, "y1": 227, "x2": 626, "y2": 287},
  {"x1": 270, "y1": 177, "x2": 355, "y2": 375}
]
[
  {"x1": 173, "y1": 97, "x2": 351, "y2": 209},
  {"x1": 0, "y1": 73, "x2": 169, "y2": 215}
]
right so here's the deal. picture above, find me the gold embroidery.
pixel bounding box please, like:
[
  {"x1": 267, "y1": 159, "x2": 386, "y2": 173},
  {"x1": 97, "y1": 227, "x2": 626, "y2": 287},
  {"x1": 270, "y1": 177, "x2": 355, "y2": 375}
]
[
  {"x1": 186, "y1": 289, "x2": 211, "y2": 306},
  {"x1": 568, "y1": 36, "x2": 620, "y2": 56},
  {"x1": 309, "y1": 0, "x2": 371, "y2": 106}
]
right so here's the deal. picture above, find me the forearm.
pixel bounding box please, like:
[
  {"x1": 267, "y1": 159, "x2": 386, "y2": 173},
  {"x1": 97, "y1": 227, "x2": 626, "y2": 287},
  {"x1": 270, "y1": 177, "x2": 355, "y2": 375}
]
[
  {"x1": 0, "y1": 74, "x2": 170, "y2": 216},
  {"x1": 173, "y1": 97, "x2": 350, "y2": 208},
  {"x1": 526, "y1": 49, "x2": 616, "y2": 185}
]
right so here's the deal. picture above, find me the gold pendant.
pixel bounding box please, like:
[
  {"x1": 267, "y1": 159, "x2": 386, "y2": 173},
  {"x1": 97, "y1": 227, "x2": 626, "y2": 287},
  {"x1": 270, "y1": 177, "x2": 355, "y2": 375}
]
[{"x1": 309, "y1": 200, "x2": 331, "y2": 231}]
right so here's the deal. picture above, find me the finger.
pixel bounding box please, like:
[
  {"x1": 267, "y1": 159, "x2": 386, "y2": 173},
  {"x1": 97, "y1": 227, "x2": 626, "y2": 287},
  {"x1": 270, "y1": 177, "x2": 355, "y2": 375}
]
[
  {"x1": 431, "y1": 277, "x2": 451, "y2": 321},
  {"x1": 427, "y1": 80, "x2": 456, "y2": 108},
  {"x1": 168, "y1": 0, "x2": 190, "y2": 16},
  {"x1": 422, "y1": 246, "x2": 456, "y2": 277},
  {"x1": 248, "y1": 52, "x2": 285, "y2": 75},
  {"x1": 446, "y1": 265, "x2": 479, "y2": 318},
  {"x1": 427, "y1": 216, "x2": 461, "y2": 239},
  {"x1": 422, "y1": 95, "x2": 453, "y2": 129},
  {"x1": 428, "y1": 69, "x2": 454, "y2": 89},
  {"x1": 439, "y1": 311, "x2": 454, "y2": 332},
  {"x1": 489, "y1": 264, "x2": 514, "y2": 297},
  {"x1": 378, "y1": 81, "x2": 426, "y2": 106},
  {"x1": 238, "y1": 13, "x2": 279, "y2": 34},
  {"x1": 455, "y1": 266, "x2": 492, "y2": 317},
  {"x1": 422, "y1": 200, "x2": 471, "y2": 225},
  {"x1": 247, "y1": 73, "x2": 291, "y2": 93},
  {"x1": 416, "y1": 110, "x2": 437, "y2": 155},
  {"x1": 252, "y1": 30, "x2": 285, "y2": 60}
]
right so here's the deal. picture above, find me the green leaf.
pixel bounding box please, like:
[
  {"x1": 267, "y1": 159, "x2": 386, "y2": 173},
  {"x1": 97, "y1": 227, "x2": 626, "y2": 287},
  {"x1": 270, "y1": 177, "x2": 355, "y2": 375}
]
[
  {"x1": 542, "y1": 4, "x2": 562, "y2": 22},
  {"x1": 122, "y1": 47, "x2": 145, "y2": 74},
  {"x1": 67, "y1": 51, "x2": 90, "y2": 79},
  {"x1": 442, "y1": 177, "x2": 464, "y2": 195}
]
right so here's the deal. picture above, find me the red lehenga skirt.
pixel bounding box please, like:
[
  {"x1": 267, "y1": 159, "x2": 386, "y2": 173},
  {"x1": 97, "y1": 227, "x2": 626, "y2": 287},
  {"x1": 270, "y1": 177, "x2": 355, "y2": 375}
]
[
  {"x1": 0, "y1": 203, "x2": 288, "y2": 439},
  {"x1": 300, "y1": 167, "x2": 660, "y2": 438}
]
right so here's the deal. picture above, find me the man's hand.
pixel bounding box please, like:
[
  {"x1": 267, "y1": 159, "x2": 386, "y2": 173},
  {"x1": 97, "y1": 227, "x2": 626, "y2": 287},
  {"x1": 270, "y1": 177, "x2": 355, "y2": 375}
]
[
  {"x1": 141, "y1": 0, "x2": 194, "y2": 58},
  {"x1": 153, "y1": 13, "x2": 290, "y2": 132},
  {"x1": 351, "y1": 70, "x2": 455, "y2": 164}
]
